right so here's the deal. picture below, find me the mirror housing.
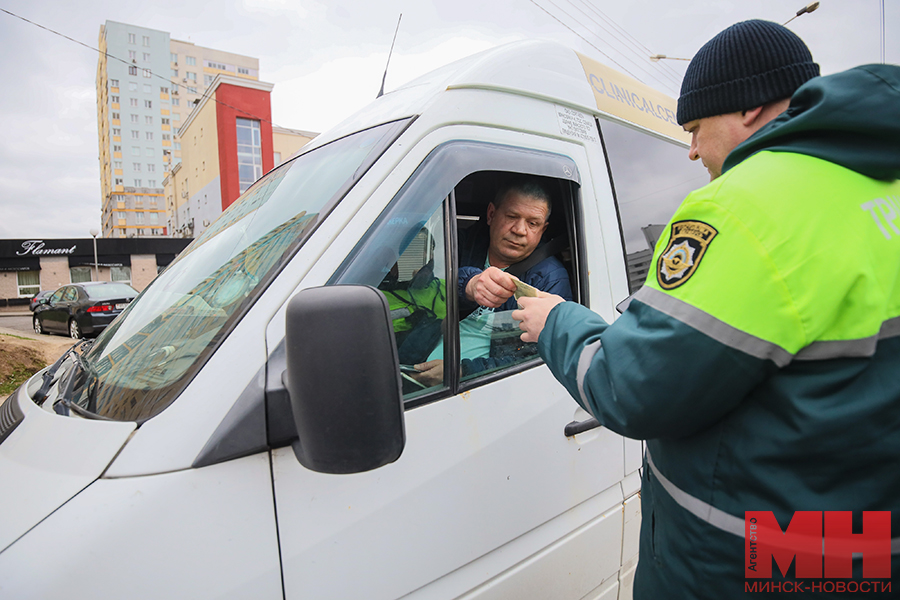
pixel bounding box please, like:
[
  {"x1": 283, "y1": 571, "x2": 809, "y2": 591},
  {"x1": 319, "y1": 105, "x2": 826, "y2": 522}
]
[{"x1": 284, "y1": 285, "x2": 405, "y2": 474}]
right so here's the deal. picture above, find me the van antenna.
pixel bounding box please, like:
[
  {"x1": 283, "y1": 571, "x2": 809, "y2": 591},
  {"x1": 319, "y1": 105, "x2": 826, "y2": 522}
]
[{"x1": 377, "y1": 14, "x2": 402, "y2": 98}]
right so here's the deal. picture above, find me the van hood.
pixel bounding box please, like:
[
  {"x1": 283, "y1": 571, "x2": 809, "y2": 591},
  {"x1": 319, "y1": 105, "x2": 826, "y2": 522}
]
[
  {"x1": 0, "y1": 388, "x2": 135, "y2": 552},
  {"x1": 724, "y1": 64, "x2": 900, "y2": 180}
]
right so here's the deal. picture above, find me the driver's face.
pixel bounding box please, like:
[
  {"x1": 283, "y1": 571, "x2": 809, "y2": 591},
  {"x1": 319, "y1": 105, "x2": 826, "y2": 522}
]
[{"x1": 486, "y1": 192, "x2": 550, "y2": 268}]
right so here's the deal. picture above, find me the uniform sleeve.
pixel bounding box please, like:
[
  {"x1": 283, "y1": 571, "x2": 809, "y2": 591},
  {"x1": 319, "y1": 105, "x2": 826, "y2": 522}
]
[{"x1": 537, "y1": 184, "x2": 804, "y2": 440}]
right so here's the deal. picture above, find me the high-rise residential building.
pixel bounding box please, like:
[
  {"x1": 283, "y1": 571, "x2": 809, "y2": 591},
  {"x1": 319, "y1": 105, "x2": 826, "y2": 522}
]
[{"x1": 96, "y1": 20, "x2": 259, "y2": 238}]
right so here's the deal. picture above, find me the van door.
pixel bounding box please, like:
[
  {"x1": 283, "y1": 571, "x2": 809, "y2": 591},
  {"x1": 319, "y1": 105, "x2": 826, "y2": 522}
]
[{"x1": 272, "y1": 131, "x2": 631, "y2": 600}]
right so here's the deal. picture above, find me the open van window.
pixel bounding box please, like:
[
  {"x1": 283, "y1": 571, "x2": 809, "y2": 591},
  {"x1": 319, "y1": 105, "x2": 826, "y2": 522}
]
[
  {"x1": 62, "y1": 119, "x2": 411, "y2": 422},
  {"x1": 332, "y1": 143, "x2": 584, "y2": 404}
]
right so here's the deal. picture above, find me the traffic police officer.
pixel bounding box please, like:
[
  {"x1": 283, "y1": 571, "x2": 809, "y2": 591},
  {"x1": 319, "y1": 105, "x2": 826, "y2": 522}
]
[{"x1": 514, "y1": 19, "x2": 900, "y2": 598}]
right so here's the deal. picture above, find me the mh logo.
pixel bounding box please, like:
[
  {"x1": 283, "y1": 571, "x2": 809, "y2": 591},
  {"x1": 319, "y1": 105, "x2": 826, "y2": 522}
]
[{"x1": 745, "y1": 511, "x2": 891, "y2": 579}]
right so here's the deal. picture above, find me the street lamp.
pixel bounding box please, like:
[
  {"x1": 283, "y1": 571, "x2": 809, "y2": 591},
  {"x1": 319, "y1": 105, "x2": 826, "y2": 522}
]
[
  {"x1": 650, "y1": 54, "x2": 690, "y2": 62},
  {"x1": 784, "y1": 2, "x2": 820, "y2": 25},
  {"x1": 89, "y1": 228, "x2": 99, "y2": 282}
]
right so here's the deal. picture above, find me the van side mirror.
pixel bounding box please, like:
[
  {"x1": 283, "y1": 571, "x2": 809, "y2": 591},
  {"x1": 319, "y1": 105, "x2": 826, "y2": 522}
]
[{"x1": 284, "y1": 285, "x2": 405, "y2": 474}]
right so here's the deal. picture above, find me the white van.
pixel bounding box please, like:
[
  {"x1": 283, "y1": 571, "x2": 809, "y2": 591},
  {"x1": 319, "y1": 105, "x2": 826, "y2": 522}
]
[{"x1": 0, "y1": 40, "x2": 707, "y2": 599}]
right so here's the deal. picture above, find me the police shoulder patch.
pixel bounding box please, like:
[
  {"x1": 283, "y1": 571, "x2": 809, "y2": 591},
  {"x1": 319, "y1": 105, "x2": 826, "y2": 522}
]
[{"x1": 656, "y1": 220, "x2": 718, "y2": 290}]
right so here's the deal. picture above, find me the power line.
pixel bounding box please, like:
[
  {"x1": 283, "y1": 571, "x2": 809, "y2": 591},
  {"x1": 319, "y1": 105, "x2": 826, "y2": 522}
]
[
  {"x1": 561, "y1": 0, "x2": 683, "y2": 89},
  {"x1": 528, "y1": 0, "x2": 680, "y2": 96},
  {"x1": 0, "y1": 7, "x2": 285, "y2": 131},
  {"x1": 577, "y1": 0, "x2": 685, "y2": 82}
]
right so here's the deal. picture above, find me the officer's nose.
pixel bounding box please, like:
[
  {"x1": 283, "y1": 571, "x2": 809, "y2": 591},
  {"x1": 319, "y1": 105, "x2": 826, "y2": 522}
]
[{"x1": 688, "y1": 133, "x2": 700, "y2": 162}]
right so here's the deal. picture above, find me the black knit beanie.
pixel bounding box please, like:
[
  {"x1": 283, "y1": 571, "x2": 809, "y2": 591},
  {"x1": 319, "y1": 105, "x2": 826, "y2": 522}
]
[{"x1": 677, "y1": 20, "x2": 819, "y2": 125}]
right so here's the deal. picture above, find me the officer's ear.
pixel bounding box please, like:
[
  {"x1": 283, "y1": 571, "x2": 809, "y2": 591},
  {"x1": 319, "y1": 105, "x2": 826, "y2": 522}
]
[{"x1": 741, "y1": 106, "x2": 765, "y2": 127}]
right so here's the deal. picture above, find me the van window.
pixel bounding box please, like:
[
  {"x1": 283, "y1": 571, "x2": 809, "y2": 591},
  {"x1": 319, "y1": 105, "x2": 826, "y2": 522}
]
[
  {"x1": 332, "y1": 142, "x2": 583, "y2": 405},
  {"x1": 599, "y1": 119, "x2": 708, "y2": 293}
]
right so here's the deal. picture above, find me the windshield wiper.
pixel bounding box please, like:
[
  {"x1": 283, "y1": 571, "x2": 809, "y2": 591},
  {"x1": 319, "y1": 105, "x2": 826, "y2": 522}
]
[
  {"x1": 33, "y1": 340, "x2": 91, "y2": 406},
  {"x1": 51, "y1": 347, "x2": 110, "y2": 421}
]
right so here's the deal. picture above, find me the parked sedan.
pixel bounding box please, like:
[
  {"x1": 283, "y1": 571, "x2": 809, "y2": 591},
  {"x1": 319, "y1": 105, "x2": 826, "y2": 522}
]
[{"x1": 33, "y1": 282, "x2": 138, "y2": 339}]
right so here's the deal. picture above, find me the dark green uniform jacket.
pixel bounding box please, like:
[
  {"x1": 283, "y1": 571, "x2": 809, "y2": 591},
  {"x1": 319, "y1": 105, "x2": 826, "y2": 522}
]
[{"x1": 539, "y1": 64, "x2": 900, "y2": 598}]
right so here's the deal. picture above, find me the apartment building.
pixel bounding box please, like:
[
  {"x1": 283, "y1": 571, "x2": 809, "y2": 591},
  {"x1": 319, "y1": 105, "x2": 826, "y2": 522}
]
[{"x1": 96, "y1": 20, "x2": 259, "y2": 238}]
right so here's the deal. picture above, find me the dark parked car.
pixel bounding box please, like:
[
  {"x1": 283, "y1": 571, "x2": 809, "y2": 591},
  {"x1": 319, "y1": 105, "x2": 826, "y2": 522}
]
[
  {"x1": 33, "y1": 282, "x2": 138, "y2": 339},
  {"x1": 28, "y1": 290, "x2": 54, "y2": 312}
]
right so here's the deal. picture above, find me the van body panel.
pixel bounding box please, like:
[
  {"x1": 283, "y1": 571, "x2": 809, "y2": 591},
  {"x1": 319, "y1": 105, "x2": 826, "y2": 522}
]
[
  {"x1": 0, "y1": 453, "x2": 281, "y2": 599},
  {"x1": 0, "y1": 391, "x2": 135, "y2": 551}
]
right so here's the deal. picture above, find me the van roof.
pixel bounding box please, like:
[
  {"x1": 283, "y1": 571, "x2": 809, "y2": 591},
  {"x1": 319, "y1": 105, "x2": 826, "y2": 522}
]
[{"x1": 310, "y1": 40, "x2": 688, "y2": 151}]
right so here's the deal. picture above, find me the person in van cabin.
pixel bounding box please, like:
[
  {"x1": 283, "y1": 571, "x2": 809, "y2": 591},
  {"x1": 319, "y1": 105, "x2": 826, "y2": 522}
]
[
  {"x1": 513, "y1": 20, "x2": 900, "y2": 599},
  {"x1": 408, "y1": 177, "x2": 572, "y2": 387}
]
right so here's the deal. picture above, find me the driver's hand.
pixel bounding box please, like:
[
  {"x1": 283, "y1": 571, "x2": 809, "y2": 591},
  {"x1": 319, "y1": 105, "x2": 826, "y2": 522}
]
[
  {"x1": 465, "y1": 267, "x2": 518, "y2": 308},
  {"x1": 411, "y1": 359, "x2": 443, "y2": 387}
]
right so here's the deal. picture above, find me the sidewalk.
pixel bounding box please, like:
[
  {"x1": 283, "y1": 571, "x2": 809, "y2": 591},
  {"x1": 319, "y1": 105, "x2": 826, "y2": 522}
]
[{"x1": 0, "y1": 305, "x2": 32, "y2": 317}]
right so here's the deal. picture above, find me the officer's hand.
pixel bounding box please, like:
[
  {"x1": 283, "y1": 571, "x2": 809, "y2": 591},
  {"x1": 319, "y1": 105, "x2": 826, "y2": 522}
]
[
  {"x1": 411, "y1": 359, "x2": 443, "y2": 387},
  {"x1": 465, "y1": 267, "x2": 518, "y2": 308},
  {"x1": 512, "y1": 294, "x2": 566, "y2": 344}
]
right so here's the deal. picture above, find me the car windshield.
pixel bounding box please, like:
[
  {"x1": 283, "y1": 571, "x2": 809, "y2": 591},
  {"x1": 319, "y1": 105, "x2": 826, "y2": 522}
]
[
  {"x1": 84, "y1": 283, "x2": 138, "y2": 300},
  {"x1": 64, "y1": 119, "x2": 410, "y2": 421}
]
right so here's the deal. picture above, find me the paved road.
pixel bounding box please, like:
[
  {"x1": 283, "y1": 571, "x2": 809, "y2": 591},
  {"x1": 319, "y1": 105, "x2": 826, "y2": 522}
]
[{"x1": 0, "y1": 314, "x2": 40, "y2": 336}]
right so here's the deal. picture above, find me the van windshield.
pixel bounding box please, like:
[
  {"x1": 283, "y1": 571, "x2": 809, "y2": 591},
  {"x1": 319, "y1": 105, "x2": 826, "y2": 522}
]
[{"x1": 66, "y1": 119, "x2": 410, "y2": 421}]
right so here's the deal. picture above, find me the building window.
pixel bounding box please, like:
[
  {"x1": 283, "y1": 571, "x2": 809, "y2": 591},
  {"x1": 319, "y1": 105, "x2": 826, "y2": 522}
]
[
  {"x1": 115, "y1": 178, "x2": 123, "y2": 185},
  {"x1": 143, "y1": 52, "x2": 151, "y2": 61},
  {"x1": 172, "y1": 98, "x2": 180, "y2": 107},
  {"x1": 114, "y1": 144, "x2": 122, "y2": 152},
  {"x1": 110, "y1": 79, "x2": 119, "y2": 87},
  {"x1": 237, "y1": 67, "x2": 249, "y2": 75},
  {"x1": 111, "y1": 95, "x2": 119, "y2": 104},
  {"x1": 143, "y1": 68, "x2": 152, "y2": 78},
  {"x1": 145, "y1": 100, "x2": 153, "y2": 108},
  {"x1": 70, "y1": 267, "x2": 92, "y2": 284},
  {"x1": 207, "y1": 61, "x2": 227, "y2": 70},
  {"x1": 114, "y1": 161, "x2": 122, "y2": 169},
  {"x1": 145, "y1": 148, "x2": 153, "y2": 156},
  {"x1": 274, "y1": 151, "x2": 282, "y2": 166},
  {"x1": 171, "y1": 52, "x2": 178, "y2": 63},
  {"x1": 135, "y1": 212, "x2": 145, "y2": 224},
  {"x1": 128, "y1": 50, "x2": 137, "y2": 60},
  {"x1": 147, "y1": 163, "x2": 155, "y2": 172},
  {"x1": 236, "y1": 118, "x2": 263, "y2": 193},
  {"x1": 117, "y1": 211, "x2": 126, "y2": 219},
  {"x1": 131, "y1": 130, "x2": 139, "y2": 139},
  {"x1": 134, "y1": 179, "x2": 142, "y2": 187},
  {"x1": 185, "y1": 56, "x2": 196, "y2": 66},
  {"x1": 186, "y1": 72, "x2": 197, "y2": 81},
  {"x1": 133, "y1": 162, "x2": 141, "y2": 171},
  {"x1": 128, "y1": 65, "x2": 138, "y2": 76},
  {"x1": 112, "y1": 128, "x2": 121, "y2": 136},
  {"x1": 145, "y1": 116, "x2": 153, "y2": 125},
  {"x1": 17, "y1": 271, "x2": 40, "y2": 298},
  {"x1": 187, "y1": 86, "x2": 197, "y2": 94},
  {"x1": 150, "y1": 212, "x2": 159, "y2": 224},
  {"x1": 112, "y1": 112, "x2": 121, "y2": 120},
  {"x1": 161, "y1": 117, "x2": 170, "y2": 125},
  {"x1": 171, "y1": 68, "x2": 178, "y2": 77},
  {"x1": 204, "y1": 74, "x2": 215, "y2": 85},
  {"x1": 128, "y1": 33, "x2": 136, "y2": 44},
  {"x1": 162, "y1": 133, "x2": 171, "y2": 141},
  {"x1": 160, "y1": 86, "x2": 169, "y2": 94},
  {"x1": 142, "y1": 35, "x2": 150, "y2": 47},
  {"x1": 174, "y1": 142, "x2": 181, "y2": 150},
  {"x1": 130, "y1": 114, "x2": 138, "y2": 123},
  {"x1": 111, "y1": 266, "x2": 131, "y2": 283},
  {"x1": 148, "y1": 179, "x2": 157, "y2": 188},
  {"x1": 131, "y1": 146, "x2": 140, "y2": 156},
  {"x1": 130, "y1": 98, "x2": 138, "y2": 107},
  {"x1": 129, "y1": 82, "x2": 138, "y2": 91},
  {"x1": 143, "y1": 83, "x2": 152, "y2": 93}
]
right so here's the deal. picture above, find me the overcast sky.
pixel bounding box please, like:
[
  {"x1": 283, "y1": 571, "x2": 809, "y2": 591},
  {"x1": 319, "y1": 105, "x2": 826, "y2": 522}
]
[{"x1": 0, "y1": 0, "x2": 896, "y2": 239}]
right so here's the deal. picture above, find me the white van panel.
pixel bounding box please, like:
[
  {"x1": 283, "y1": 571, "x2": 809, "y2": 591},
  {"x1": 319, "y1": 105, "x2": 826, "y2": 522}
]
[
  {"x1": 0, "y1": 453, "x2": 280, "y2": 599},
  {"x1": 273, "y1": 366, "x2": 626, "y2": 600},
  {"x1": 0, "y1": 391, "x2": 134, "y2": 551}
]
